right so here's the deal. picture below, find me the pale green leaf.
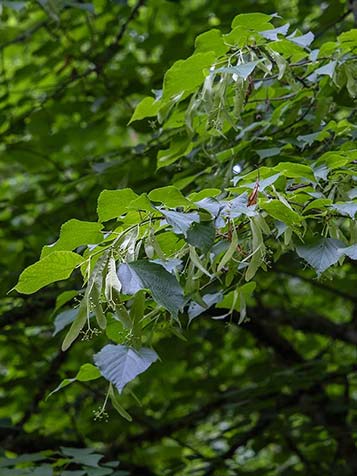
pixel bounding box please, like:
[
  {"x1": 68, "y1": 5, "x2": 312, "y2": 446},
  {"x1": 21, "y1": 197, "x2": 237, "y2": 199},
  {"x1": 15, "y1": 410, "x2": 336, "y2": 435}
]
[
  {"x1": 129, "y1": 96, "x2": 161, "y2": 124},
  {"x1": 148, "y1": 186, "x2": 192, "y2": 208},
  {"x1": 15, "y1": 251, "x2": 83, "y2": 294},
  {"x1": 41, "y1": 219, "x2": 103, "y2": 257},
  {"x1": 76, "y1": 363, "x2": 101, "y2": 382},
  {"x1": 260, "y1": 200, "x2": 301, "y2": 227},
  {"x1": 97, "y1": 189, "x2": 138, "y2": 222},
  {"x1": 162, "y1": 52, "x2": 216, "y2": 100},
  {"x1": 195, "y1": 29, "x2": 229, "y2": 56}
]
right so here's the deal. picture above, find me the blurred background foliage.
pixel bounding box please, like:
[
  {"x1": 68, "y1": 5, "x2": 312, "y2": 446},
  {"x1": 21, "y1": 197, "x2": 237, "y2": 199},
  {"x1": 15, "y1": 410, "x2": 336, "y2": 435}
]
[{"x1": 1, "y1": 0, "x2": 357, "y2": 475}]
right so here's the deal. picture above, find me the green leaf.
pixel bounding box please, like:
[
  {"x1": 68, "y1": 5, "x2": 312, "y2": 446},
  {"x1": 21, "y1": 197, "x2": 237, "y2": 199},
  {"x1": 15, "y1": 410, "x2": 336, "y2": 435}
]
[
  {"x1": 231, "y1": 13, "x2": 273, "y2": 30},
  {"x1": 148, "y1": 186, "x2": 192, "y2": 208},
  {"x1": 109, "y1": 385, "x2": 132, "y2": 421},
  {"x1": 47, "y1": 364, "x2": 100, "y2": 399},
  {"x1": 127, "y1": 193, "x2": 155, "y2": 212},
  {"x1": 54, "y1": 290, "x2": 78, "y2": 314},
  {"x1": 15, "y1": 251, "x2": 83, "y2": 294},
  {"x1": 157, "y1": 138, "x2": 193, "y2": 168},
  {"x1": 245, "y1": 218, "x2": 265, "y2": 281},
  {"x1": 128, "y1": 261, "x2": 185, "y2": 317},
  {"x1": 41, "y1": 219, "x2": 103, "y2": 257},
  {"x1": 296, "y1": 238, "x2": 345, "y2": 275},
  {"x1": 186, "y1": 221, "x2": 216, "y2": 252},
  {"x1": 274, "y1": 162, "x2": 315, "y2": 181},
  {"x1": 162, "y1": 52, "x2": 216, "y2": 100},
  {"x1": 91, "y1": 284, "x2": 106, "y2": 330},
  {"x1": 129, "y1": 96, "x2": 161, "y2": 124},
  {"x1": 118, "y1": 260, "x2": 185, "y2": 317},
  {"x1": 62, "y1": 296, "x2": 88, "y2": 351},
  {"x1": 189, "y1": 189, "x2": 221, "y2": 201},
  {"x1": 217, "y1": 226, "x2": 238, "y2": 272},
  {"x1": 195, "y1": 29, "x2": 229, "y2": 56},
  {"x1": 97, "y1": 189, "x2": 138, "y2": 222},
  {"x1": 217, "y1": 282, "x2": 256, "y2": 310},
  {"x1": 189, "y1": 245, "x2": 212, "y2": 277},
  {"x1": 260, "y1": 200, "x2": 301, "y2": 227},
  {"x1": 106, "y1": 315, "x2": 125, "y2": 344},
  {"x1": 47, "y1": 378, "x2": 75, "y2": 399},
  {"x1": 76, "y1": 363, "x2": 101, "y2": 382}
]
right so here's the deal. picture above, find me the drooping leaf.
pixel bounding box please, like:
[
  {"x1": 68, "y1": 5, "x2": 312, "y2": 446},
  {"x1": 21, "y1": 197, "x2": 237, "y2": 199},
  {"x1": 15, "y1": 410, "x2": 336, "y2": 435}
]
[
  {"x1": 109, "y1": 385, "x2": 132, "y2": 421},
  {"x1": 188, "y1": 292, "x2": 223, "y2": 322},
  {"x1": 287, "y1": 30, "x2": 314, "y2": 48},
  {"x1": 105, "y1": 256, "x2": 122, "y2": 302},
  {"x1": 331, "y1": 201, "x2": 357, "y2": 219},
  {"x1": 15, "y1": 251, "x2": 83, "y2": 294},
  {"x1": 117, "y1": 263, "x2": 143, "y2": 295},
  {"x1": 128, "y1": 261, "x2": 185, "y2": 317},
  {"x1": 216, "y1": 61, "x2": 261, "y2": 80},
  {"x1": 311, "y1": 60, "x2": 337, "y2": 79},
  {"x1": 222, "y1": 193, "x2": 257, "y2": 219},
  {"x1": 186, "y1": 221, "x2": 216, "y2": 252},
  {"x1": 160, "y1": 209, "x2": 200, "y2": 237},
  {"x1": 245, "y1": 218, "x2": 265, "y2": 281},
  {"x1": 296, "y1": 238, "x2": 345, "y2": 275},
  {"x1": 53, "y1": 308, "x2": 77, "y2": 336},
  {"x1": 61, "y1": 296, "x2": 88, "y2": 351},
  {"x1": 94, "y1": 344, "x2": 158, "y2": 393},
  {"x1": 260, "y1": 23, "x2": 289, "y2": 41},
  {"x1": 157, "y1": 138, "x2": 193, "y2": 168},
  {"x1": 150, "y1": 258, "x2": 182, "y2": 274},
  {"x1": 339, "y1": 244, "x2": 357, "y2": 259}
]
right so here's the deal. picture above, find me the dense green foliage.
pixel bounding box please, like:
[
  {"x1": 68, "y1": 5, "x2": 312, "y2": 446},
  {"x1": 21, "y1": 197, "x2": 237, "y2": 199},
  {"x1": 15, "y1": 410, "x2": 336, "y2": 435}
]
[{"x1": 1, "y1": 1, "x2": 357, "y2": 475}]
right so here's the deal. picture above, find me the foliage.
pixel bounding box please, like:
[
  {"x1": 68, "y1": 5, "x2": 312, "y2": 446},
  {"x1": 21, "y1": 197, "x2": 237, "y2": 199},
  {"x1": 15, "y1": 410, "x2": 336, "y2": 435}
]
[{"x1": 1, "y1": 1, "x2": 357, "y2": 475}]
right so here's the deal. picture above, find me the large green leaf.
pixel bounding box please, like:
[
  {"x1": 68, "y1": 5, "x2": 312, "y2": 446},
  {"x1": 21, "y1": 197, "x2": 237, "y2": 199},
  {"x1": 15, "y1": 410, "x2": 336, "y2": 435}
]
[
  {"x1": 15, "y1": 251, "x2": 83, "y2": 294},
  {"x1": 231, "y1": 12, "x2": 273, "y2": 30},
  {"x1": 195, "y1": 29, "x2": 229, "y2": 56},
  {"x1": 41, "y1": 219, "x2": 103, "y2": 257},
  {"x1": 162, "y1": 52, "x2": 216, "y2": 100},
  {"x1": 148, "y1": 186, "x2": 192, "y2": 208},
  {"x1": 260, "y1": 200, "x2": 301, "y2": 227},
  {"x1": 97, "y1": 189, "x2": 138, "y2": 222}
]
